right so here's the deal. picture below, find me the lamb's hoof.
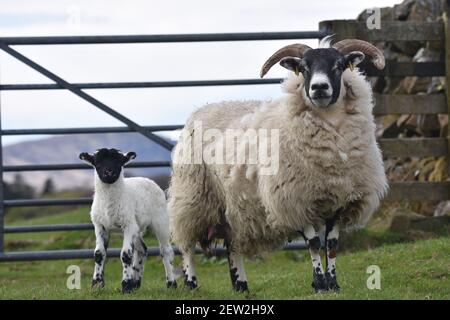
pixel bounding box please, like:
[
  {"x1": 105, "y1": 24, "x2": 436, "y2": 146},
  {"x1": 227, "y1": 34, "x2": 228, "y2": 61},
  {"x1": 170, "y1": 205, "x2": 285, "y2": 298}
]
[
  {"x1": 167, "y1": 280, "x2": 178, "y2": 289},
  {"x1": 184, "y1": 278, "x2": 198, "y2": 290},
  {"x1": 325, "y1": 273, "x2": 340, "y2": 292},
  {"x1": 233, "y1": 281, "x2": 249, "y2": 293},
  {"x1": 91, "y1": 278, "x2": 104, "y2": 289},
  {"x1": 133, "y1": 279, "x2": 141, "y2": 290},
  {"x1": 311, "y1": 273, "x2": 327, "y2": 293},
  {"x1": 121, "y1": 279, "x2": 135, "y2": 294}
]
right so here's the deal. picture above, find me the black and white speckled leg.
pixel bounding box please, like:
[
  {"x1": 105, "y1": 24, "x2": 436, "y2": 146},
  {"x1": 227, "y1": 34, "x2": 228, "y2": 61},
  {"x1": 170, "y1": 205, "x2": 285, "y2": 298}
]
[
  {"x1": 325, "y1": 219, "x2": 340, "y2": 292},
  {"x1": 301, "y1": 224, "x2": 327, "y2": 293},
  {"x1": 227, "y1": 249, "x2": 248, "y2": 293},
  {"x1": 92, "y1": 223, "x2": 109, "y2": 288},
  {"x1": 131, "y1": 236, "x2": 147, "y2": 290},
  {"x1": 181, "y1": 246, "x2": 197, "y2": 289},
  {"x1": 121, "y1": 225, "x2": 137, "y2": 294}
]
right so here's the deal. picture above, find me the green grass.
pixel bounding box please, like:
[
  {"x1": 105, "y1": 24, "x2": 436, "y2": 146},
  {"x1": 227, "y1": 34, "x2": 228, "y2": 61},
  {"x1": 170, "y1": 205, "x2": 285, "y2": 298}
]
[
  {"x1": 0, "y1": 208, "x2": 449, "y2": 299},
  {"x1": 0, "y1": 237, "x2": 448, "y2": 299}
]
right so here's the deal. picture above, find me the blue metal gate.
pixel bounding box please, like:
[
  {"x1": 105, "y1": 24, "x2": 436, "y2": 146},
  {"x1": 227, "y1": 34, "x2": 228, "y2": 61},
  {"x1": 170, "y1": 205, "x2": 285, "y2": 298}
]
[{"x1": 0, "y1": 31, "x2": 327, "y2": 261}]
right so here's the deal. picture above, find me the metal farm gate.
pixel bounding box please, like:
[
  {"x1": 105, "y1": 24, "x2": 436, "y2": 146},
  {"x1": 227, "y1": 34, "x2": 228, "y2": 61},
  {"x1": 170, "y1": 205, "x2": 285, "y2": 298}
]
[{"x1": 0, "y1": 18, "x2": 449, "y2": 262}]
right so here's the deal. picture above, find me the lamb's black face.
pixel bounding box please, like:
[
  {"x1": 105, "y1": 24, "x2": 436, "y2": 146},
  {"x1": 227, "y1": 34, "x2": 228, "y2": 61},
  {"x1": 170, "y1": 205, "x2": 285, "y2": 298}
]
[
  {"x1": 79, "y1": 148, "x2": 136, "y2": 184},
  {"x1": 280, "y1": 48, "x2": 365, "y2": 108}
]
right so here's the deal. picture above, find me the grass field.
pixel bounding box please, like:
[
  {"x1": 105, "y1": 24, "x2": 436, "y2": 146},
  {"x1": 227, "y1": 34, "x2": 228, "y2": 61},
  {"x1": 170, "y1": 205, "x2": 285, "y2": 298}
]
[{"x1": 0, "y1": 207, "x2": 449, "y2": 300}]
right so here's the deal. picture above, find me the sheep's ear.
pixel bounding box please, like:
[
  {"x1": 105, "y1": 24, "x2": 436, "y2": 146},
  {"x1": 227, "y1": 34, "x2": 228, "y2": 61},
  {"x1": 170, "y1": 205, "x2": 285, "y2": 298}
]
[
  {"x1": 280, "y1": 57, "x2": 304, "y2": 75},
  {"x1": 344, "y1": 51, "x2": 365, "y2": 69},
  {"x1": 123, "y1": 151, "x2": 137, "y2": 164},
  {"x1": 79, "y1": 152, "x2": 95, "y2": 166}
]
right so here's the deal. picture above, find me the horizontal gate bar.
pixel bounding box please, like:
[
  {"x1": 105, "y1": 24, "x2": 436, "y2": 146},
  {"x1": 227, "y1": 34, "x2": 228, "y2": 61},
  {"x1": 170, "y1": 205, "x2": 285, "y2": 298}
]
[
  {"x1": 0, "y1": 241, "x2": 307, "y2": 262},
  {"x1": 4, "y1": 198, "x2": 92, "y2": 207},
  {"x1": 0, "y1": 64, "x2": 443, "y2": 93},
  {"x1": 3, "y1": 138, "x2": 447, "y2": 172},
  {"x1": 5, "y1": 182, "x2": 450, "y2": 208},
  {"x1": 0, "y1": 78, "x2": 284, "y2": 91},
  {"x1": 1, "y1": 125, "x2": 183, "y2": 136},
  {"x1": 3, "y1": 161, "x2": 171, "y2": 172},
  {"x1": 0, "y1": 31, "x2": 327, "y2": 45},
  {"x1": 5, "y1": 223, "x2": 93, "y2": 233}
]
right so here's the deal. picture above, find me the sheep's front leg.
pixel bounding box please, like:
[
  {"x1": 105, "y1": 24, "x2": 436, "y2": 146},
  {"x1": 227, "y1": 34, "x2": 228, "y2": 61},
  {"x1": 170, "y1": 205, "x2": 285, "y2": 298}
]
[
  {"x1": 131, "y1": 236, "x2": 147, "y2": 290},
  {"x1": 121, "y1": 225, "x2": 137, "y2": 293},
  {"x1": 92, "y1": 223, "x2": 109, "y2": 288},
  {"x1": 227, "y1": 250, "x2": 248, "y2": 292},
  {"x1": 181, "y1": 246, "x2": 198, "y2": 289},
  {"x1": 325, "y1": 219, "x2": 340, "y2": 291},
  {"x1": 301, "y1": 224, "x2": 327, "y2": 293}
]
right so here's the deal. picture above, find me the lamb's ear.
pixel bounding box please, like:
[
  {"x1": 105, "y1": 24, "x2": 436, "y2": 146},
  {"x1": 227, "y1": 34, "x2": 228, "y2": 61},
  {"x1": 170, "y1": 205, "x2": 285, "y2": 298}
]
[
  {"x1": 123, "y1": 151, "x2": 137, "y2": 164},
  {"x1": 280, "y1": 57, "x2": 304, "y2": 75},
  {"x1": 79, "y1": 152, "x2": 95, "y2": 166},
  {"x1": 344, "y1": 51, "x2": 365, "y2": 69}
]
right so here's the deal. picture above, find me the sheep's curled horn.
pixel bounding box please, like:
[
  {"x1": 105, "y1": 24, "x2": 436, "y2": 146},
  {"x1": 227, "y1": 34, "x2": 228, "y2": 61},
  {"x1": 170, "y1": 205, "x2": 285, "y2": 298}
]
[{"x1": 259, "y1": 39, "x2": 385, "y2": 78}]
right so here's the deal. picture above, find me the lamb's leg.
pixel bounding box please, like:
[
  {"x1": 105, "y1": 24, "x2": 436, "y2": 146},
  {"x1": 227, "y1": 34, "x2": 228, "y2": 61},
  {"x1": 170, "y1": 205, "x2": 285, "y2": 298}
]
[
  {"x1": 152, "y1": 219, "x2": 177, "y2": 288},
  {"x1": 92, "y1": 223, "x2": 109, "y2": 288},
  {"x1": 181, "y1": 246, "x2": 198, "y2": 289},
  {"x1": 325, "y1": 219, "x2": 340, "y2": 292},
  {"x1": 131, "y1": 236, "x2": 147, "y2": 290},
  {"x1": 160, "y1": 243, "x2": 177, "y2": 288},
  {"x1": 301, "y1": 224, "x2": 327, "y2": 293},
  {"x1": 121, "y1": 225, "x2": 137, "y2": 293},
  {"x1": 226, "y1": 248, "x2": 248, "y2": 292}
]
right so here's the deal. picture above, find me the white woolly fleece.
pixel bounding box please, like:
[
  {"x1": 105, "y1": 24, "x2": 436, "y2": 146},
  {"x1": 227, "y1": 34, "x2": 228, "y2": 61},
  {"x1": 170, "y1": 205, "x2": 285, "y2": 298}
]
[
  {"x1": 90, "y1": 172, "x2": 169, "y2": 243},
  {"x1": 169, "y1": 68, "x2": 388, "y2": 256}
]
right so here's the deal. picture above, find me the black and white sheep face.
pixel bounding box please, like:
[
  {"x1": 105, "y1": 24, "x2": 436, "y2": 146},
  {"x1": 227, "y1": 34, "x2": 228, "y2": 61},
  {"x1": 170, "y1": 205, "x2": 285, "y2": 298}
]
[
  {"x1": 280, "y1": 48, "x2": 365, "y2": 108},
  {"x1": 79, "y1": 148, "x2": 136, "y2": 184}
]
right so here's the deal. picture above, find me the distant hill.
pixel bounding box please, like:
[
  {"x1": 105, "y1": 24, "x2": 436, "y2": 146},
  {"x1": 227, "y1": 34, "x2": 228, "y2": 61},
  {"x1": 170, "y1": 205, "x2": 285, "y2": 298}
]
[{"x1": 3, "y1": 132, "x2": 177, "y2": 192}]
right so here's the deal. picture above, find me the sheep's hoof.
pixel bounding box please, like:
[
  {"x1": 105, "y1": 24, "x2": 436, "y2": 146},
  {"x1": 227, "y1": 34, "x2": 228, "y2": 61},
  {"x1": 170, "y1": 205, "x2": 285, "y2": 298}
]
[
  {"x1": 325, "y1": 273, "x2": 340, "y2": 292},
  {"x1": 91, "y1": 277, "x2": 104, "y2": 289},
  {"x1": 184, "y1": 278, "x2": 198, "y2": 290},
  {"x1": 121, "y1": 279, "x2": 135, "y2": 294},
  {"x1": 233, "y1": 281, "x2": 249, "y2": 293},
  {"x1": 167, "y1": 280, "x2": 177, "y2": 289},
  {"x1": 311, "y1": 273, "x2": 327, "y2": 293}
]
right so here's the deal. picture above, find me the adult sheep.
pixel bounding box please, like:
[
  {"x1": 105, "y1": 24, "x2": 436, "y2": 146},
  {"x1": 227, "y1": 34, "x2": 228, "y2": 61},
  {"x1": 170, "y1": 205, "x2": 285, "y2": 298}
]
[{"x1": 169, "y1": 37, "x2": 388, "y2": 293}]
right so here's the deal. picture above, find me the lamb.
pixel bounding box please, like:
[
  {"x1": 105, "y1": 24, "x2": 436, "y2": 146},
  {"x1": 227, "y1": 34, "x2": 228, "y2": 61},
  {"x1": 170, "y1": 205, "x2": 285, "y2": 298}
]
[
  {"x1": 168, "y1": 37, "x2": 388, "y2": 293},
  {"x1": 79, "y1": 148, "x2": 176, "y2": 293}
]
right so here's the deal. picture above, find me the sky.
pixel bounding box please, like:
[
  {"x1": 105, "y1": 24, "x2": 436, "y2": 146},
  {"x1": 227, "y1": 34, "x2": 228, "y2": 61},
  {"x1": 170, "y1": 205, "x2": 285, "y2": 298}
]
[{"x1": 0, "y1": 0, "x2": 402, "y2": 145}]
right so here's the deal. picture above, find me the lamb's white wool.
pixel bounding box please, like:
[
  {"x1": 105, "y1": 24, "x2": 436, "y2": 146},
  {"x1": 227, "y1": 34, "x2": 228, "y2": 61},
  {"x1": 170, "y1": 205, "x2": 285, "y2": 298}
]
[
  {"x1": 91, "y1": 174, "x2": 168, "y2": 238},
  {"x1": 84, "y1": 150, "x2": 176, "y2": 292}
]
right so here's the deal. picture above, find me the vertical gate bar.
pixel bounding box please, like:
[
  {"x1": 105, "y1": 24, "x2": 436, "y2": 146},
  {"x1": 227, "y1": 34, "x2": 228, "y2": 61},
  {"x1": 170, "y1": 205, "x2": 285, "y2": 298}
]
[
  {"x1": 0, "y1": 62, "x2": 4, "y2": 253},
  {"x1": 444, "y1": 9, "x2": 450, "y2": 175},
  {"x1": 0, "y1": 43, "x2": 174, "y2": 151}
]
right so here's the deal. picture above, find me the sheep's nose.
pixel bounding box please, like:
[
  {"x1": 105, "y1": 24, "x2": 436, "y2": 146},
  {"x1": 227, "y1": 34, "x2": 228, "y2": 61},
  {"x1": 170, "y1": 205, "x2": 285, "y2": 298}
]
[
  {"x1": 104, "y1": 169, "x2": 113, "y2": 177},
  {"x1": 311, "y1": 82, "x2": 329, "y2": 91}
]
